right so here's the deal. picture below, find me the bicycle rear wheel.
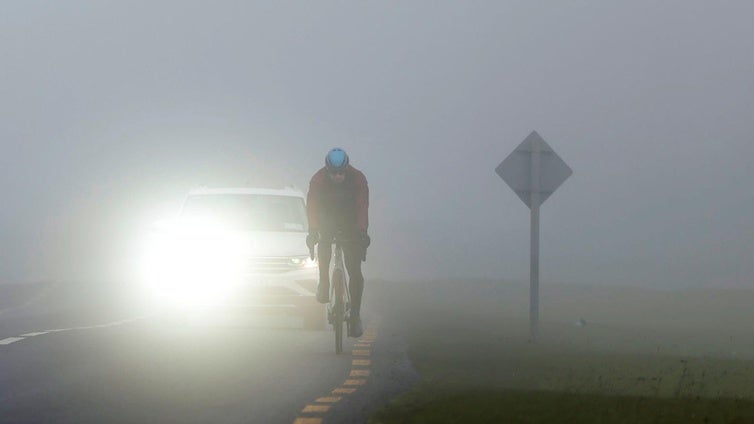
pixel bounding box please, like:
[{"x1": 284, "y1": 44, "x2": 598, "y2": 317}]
[{"x1": 332, "y1": 268, "x2": 345, "y2": 354}]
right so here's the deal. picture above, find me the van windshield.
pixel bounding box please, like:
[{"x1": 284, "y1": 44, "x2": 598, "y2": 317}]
[{"x1": 181, "y1": 194, "x2": 307, "y2": 232}]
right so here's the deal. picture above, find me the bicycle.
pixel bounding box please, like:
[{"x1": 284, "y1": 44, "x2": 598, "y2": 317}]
[{"x1": 310, "y1": 233, "x2": 351, "y2": 354}]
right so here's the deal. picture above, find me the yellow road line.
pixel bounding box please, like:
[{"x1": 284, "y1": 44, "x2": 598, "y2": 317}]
[
  {"x1": 302, "y1": 405, "x2": 331, "y2": 413},
  {"x1": 293, "y1": 418, "x2": 322, "y2": 424},
  {"x1": 294, "y1": 323, "x2": 379, "y2": 423}
]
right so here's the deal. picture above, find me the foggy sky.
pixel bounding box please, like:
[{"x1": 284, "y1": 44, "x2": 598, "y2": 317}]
[{"x1": 2, "y1": 1, "x2": 753, "y2": 288}]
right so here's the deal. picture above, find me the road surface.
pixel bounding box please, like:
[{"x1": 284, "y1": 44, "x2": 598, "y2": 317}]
[{"x1": 0, "y1": 282, "x2": 417, "y2": 424}]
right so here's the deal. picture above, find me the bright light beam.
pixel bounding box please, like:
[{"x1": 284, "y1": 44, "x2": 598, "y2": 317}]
[{"x1": 138, "y1": 219, "x2": 246, "y2": 308}]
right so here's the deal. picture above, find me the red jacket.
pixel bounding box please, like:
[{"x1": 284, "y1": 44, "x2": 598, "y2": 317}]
[{"x1": 307, "y1": 165, "x2": 369, "y2": 234}]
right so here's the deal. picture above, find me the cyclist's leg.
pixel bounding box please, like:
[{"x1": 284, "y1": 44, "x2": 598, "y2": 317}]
[
  {"x1": 343, "y1": 242, "x2": 364, "y2": 316},
  {"x1": 344, "y1": 244, "x2": 364, "y2": 338},
  {"x1": 316, "y1": 234, "x2": 334, "y2": 303}
]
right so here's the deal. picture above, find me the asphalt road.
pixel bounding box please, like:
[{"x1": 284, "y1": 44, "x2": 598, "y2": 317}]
[{"x1": 0, "y1": 282, "x2": 417, "y2": 424}]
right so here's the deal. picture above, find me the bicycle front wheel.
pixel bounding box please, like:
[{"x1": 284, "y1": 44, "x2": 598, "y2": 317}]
[{"x1": 332, "y1": 268, "x2": 345, "y2": 354}]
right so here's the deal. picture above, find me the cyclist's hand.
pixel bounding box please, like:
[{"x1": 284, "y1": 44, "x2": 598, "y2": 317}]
[
  {"x1": 359, "y1": 231, "x2": 370, "y2": 249},
  {"x1": 306, "y1": 232, "x2": 319, "y2": 254},
  {"x1": 359, "y1": 231, "x2": 370, "y2": 261}
]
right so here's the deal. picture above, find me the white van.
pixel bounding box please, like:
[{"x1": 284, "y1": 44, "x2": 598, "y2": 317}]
[{"x1": 141, "y1": 186, "x2": 324, "y2": 329}]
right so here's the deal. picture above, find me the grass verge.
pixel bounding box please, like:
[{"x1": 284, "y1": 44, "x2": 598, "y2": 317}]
[
  {"x1": 370, "y1": 388, "x2": 754, "y2": 424},
  {"x1": 368, "y1": 282, "x2": 754, "y2": 423}
]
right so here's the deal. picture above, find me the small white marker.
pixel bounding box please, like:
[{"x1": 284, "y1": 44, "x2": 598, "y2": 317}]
[
  {"x1": 20, "y1": 332, "x2": 48, "y2": 337},
  {"x1": 1, "y1": 315, "x2": 147, "y2": 348}
]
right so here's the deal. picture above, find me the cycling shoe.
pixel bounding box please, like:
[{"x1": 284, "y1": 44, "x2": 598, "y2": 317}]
[
  {"x1": 348, "y1": 315, "x2": 363, "y2": 338},
  {"x1": 316, "y1": 282, "x2": 329, "y2": 304}
]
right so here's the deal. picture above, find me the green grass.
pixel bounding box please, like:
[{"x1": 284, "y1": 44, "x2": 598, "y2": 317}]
[
  {"x1": 370, "y1": 388, "x2": 754, "y2": 424},
  {"x1": 367, "y1": 281, "x2": 754, "y2": 423}
]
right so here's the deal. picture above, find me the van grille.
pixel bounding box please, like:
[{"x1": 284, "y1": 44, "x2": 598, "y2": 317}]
[{"x1": 247, "y1": 257, "x2": 299, "y2": 273}]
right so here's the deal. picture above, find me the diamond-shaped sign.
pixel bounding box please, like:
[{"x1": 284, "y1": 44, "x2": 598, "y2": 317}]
[{"x1": 495, "y1": 131, "x2": 572, "y2": 208}]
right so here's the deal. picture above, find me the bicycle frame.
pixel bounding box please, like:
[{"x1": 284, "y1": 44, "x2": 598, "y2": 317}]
[{"x1": 327, "y1": 239, "x2": 351, "y2": 353}]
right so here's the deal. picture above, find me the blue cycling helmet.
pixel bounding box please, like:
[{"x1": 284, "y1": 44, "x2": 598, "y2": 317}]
[{"x1": 325, "y1": 148, "x2": 349, "y2": 172}]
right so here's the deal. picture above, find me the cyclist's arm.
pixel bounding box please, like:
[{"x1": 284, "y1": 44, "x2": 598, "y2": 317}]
[
  {"x1": 307, "y1": 169, "x2": 326, "y2": 233},
  {"x1": 355, "y1": 171, "x2": 369, "y2": 233}
]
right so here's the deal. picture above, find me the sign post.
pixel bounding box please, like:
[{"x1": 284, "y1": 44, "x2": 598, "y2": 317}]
[
  {"x1": 529, "y1": 136, "x2": 541, "y2": 340},
  {"x1": 495, "y1": 131, "x2": 572, "y2": 341}
]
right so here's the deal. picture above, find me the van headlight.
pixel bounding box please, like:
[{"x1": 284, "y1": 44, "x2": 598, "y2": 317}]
[
  {"x1": 289, "y1": 256, "x2": 318, "y2": 269},
  {"x1": 139, "y1": 226, "x2": 245, "y2": 307}
]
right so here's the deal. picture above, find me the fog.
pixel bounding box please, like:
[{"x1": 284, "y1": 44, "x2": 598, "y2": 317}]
[{"x1": 2, "y1": 1, "x2": 753, "y2": 288}]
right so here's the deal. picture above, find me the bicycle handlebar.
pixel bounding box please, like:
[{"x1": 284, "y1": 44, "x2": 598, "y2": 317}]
[{"x1": 307, "y1": 233, "x2": 368, "y2": 261}]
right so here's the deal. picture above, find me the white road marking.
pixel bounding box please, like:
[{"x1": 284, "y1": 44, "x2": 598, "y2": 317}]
[{"x1": 0, "y1": 315, "x2": 147, "y2": 348}]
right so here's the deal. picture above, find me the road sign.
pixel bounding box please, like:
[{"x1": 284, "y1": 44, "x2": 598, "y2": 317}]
[
  {"x1": 495, "y1": 131, "x2": 572, "y2": 208},
  {"x1": 495, "y1": 131, "x2": 572, "y2": 341}
]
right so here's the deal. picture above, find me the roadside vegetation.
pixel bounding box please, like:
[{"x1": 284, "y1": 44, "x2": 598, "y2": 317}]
[{"x1": 368, "y1": 280, "x2": 754, "y2": 423}]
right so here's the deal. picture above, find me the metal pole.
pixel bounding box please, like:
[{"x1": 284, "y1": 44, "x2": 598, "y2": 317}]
[{"x1": 529, "y1": 136, "x2": 541, "y2": 341}]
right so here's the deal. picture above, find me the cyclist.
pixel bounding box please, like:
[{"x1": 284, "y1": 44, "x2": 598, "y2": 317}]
[{"x1": 306, "y1": 148, "x2": 370, "y2": 338}]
